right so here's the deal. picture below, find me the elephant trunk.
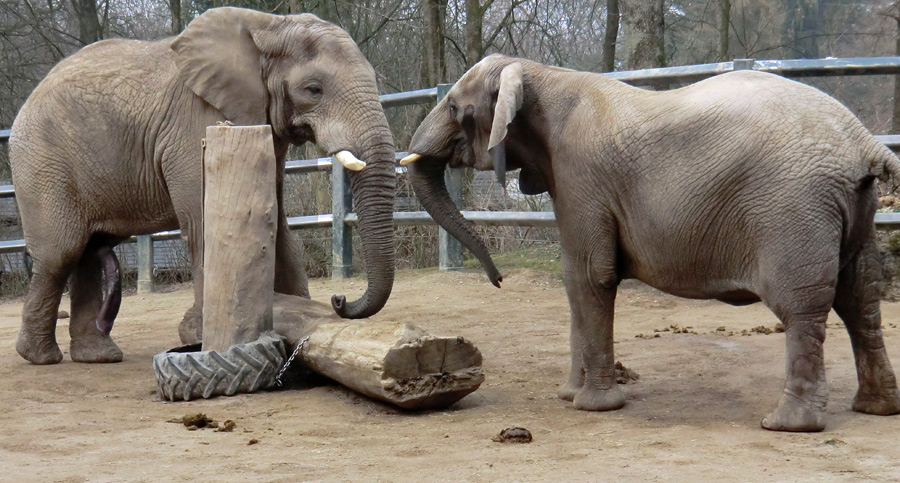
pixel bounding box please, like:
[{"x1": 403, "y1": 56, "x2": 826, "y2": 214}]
[
  {"x1": 409, "y1": 159, "x2": 502, "y2": 287},
  {"x1": 331, "y1": 125, "x2": 397, "y2": 319}
]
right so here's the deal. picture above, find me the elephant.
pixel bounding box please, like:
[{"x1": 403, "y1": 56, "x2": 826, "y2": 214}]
[
  {"x1": 9, "y1": 7, "x2": 397, "y2": 365},
  {"x1": 401, "y1": 54, "x2": 900, "y2": 432}
]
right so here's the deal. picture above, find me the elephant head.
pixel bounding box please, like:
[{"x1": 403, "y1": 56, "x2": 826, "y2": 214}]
[
  {"x1": 172, "y1": 8, "x2": 396, "y2": 319},
  {"x1": 402, "y1": 55, "x2": 551, "y2": 288}
]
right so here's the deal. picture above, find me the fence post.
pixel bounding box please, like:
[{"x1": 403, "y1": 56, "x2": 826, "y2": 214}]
[
  {"x1": 733, "y1": 58, "x2": 755, "y2": 70},
  {"x1": 437, "y1": 83, "x2": 464, "y2": 271},
  {"x1": 137, "y1": 235, "x2": 154, "y2": 293},
  {"x1": 332, "y1": 158, "x2": 353, "y2": 278}
]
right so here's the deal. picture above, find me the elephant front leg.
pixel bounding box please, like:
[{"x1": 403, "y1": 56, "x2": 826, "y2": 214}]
[
  {"x1": 69, "y1": 246, "x2": 123, "y2": 363},
  {"x1": 273, "y1": 185, "x2": 309, "y2": 298},
  {"x1": 178, "y1": 220, "x2": 204, "y2": 345},
  {"x1": 558, "y1": 321, "x2": 584, "y2": 402},
  {"x1": 561, "y1": 252, "x2": 624, "y2": 411},
  {"x1": 274, "y1": 207, "x2": 309, "y2": 298}
]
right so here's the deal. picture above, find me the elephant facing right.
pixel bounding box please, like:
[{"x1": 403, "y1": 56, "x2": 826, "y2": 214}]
[{"x1": 403, "y1": 54, "x2": 900, "y2": 432}]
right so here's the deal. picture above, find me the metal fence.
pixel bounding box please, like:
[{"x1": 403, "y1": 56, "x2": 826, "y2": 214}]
[{"x1": 2, "y1": 56, "x2": 900, "y2": 292}]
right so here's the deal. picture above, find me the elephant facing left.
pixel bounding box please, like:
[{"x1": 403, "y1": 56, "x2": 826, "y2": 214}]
[{"x1": 9, "y1": 7, "x2": 397, "y2": 365}]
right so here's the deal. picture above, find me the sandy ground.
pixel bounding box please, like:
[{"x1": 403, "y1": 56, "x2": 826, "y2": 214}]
[{"x1": 2, "y1": 268, "x2": 900, "y2": 482}]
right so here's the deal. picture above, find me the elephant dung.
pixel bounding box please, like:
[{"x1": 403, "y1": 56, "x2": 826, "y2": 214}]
[{"x1": 273, "y1": 294, "x2": 484, "y2": 410}]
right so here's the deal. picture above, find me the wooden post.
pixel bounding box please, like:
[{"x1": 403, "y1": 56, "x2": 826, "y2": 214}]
[
  {"x1": 201, "y1": 125, "x2": 277, "y2": 353},
  {"x1": 136, "y1": 235, "x2": 154, "y2": 293},
  {"x1": 273, "y1": 294, "x2": 484, "y2": 410},
  {"x1": 331, "y1": 160, "x2": 353, "y2": 278}
]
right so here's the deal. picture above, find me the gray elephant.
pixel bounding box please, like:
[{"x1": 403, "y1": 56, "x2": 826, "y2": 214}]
[
  {"x1": 9, "y1": 7, "x2": 396, "y2": 365},
  {"x1": 402, "y1": 54, "x2": 900, "y2": 432}
]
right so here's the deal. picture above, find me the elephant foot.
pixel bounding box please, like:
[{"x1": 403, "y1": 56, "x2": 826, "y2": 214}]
[
  {"x1": 178, "y1": 306, "x2": 203, "y2": 345},
  {"x1": 761, "y1": 393, "x2": 826, "y2": 432},
  {"x1": 15, "y1": 330, "x2": 63, "y2": 365},
  {"x1": 852, "y1": 389, "x2": 900, "y2": 416},
  {"x1": 557, "y1": 380, "x2": 581, "y2": 402},
  {"x1": 573, "y1": 384, "x2": 625, "y2": 411},
  {"x1": 70, "y1": 335, "x2": 123, "y2": 363}
]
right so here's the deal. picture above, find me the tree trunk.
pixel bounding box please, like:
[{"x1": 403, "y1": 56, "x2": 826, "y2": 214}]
[
  {"x1": 169, "y1": 0, "x2": 183, "y2": 34},
  {"x1": 273, "y1": 294, "x2": 484, "y2": 410},
  {"x1": 201, "y1": 126, "x2": 277, "y2": 353},
  {"x1": 421, "y1": 0, "x2": 447, "y2": 86},
  {"x1": 465, "y1": 0, "x2": 485, "y2": 68},
  {"x1": 70, "y1": 0, "x2": 102, "y2": 45},
  {"x1": 718, "y1": 0, "x2": 730, "y2": 61},
  {"x1": 601, "y1": 0, "x2": 620, "y2": 72},
  {"x1": 782, "y1": 0, "x2": 820, "y2": 59},
  {"x1": 622, "y1": 0, "x2": 665, "y2": 70}
]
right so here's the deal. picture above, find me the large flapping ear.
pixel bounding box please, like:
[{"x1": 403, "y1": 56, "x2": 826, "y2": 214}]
[
  {"x1": 171, "y1": 7, "x2": 276, "y2": 125},
  {"x1": 487, "y1": 62, "x2": 524, "y2": 187}
]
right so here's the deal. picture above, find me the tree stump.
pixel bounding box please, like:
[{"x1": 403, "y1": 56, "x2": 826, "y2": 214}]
[
  {"x1": 273, "y1": 294, "x2": 484, "y2": 410},
  {"x1": 201, "y1": 125, "x2": 276, "y2": 352}
]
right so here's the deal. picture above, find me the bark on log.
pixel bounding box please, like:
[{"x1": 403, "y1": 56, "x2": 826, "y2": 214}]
[
  {"x1": 202, "y1": 125, "x2": 277, "y2": 352},
  {"x1": 273, "y1": 294, "x2": 484, "y2": 410}
]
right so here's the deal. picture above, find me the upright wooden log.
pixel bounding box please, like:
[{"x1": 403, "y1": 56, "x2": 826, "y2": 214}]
[
  {"x1": 202, "y1": 125, "x2": 277, "y2": 353},
  {"x1": 273, "y1": 294, "x2": 484, "y2": 410}
]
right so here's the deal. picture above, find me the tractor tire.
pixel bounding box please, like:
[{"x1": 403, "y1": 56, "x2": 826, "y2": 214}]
[{"x1": 152, "y1": 332, "x2": 288, "y2": 402}]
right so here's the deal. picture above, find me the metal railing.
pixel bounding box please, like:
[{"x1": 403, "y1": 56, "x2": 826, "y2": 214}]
[{"x1": 2, "y1": 56, "x2": 900, "y2": 291}]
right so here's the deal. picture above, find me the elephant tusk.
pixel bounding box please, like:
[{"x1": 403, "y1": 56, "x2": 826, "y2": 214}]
[
  {"x1": 400, "y1": 153, "x2": 421, "y2": 166},
  {"x1": 335, "y1": 150, "x2": 366, "y2": 171}
]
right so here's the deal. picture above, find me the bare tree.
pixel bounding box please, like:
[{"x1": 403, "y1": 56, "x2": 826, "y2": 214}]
[
  {"x1": 421, "y1": 0, "x2": 447, "y2": 86},
  {"x1": 622, "y1": 0, "x2": 665, "y2": 69},
  {"x1": 718, "y1": 0, "x2": 730, "y2": 60},
  {"x1": 70, "y1": 0, "x2": 103, "y2": 44},
  {"x1": 601, "y1": 0, "x2": 619, "y2": 72}
]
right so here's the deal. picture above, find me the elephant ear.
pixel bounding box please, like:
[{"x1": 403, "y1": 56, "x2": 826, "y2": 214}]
[
  {"x1": 487, "y1": 62, "x2": 524, "y2": 187},
  {"x1": 171, "y1": 7, "x2": 277, "y2": 125}
]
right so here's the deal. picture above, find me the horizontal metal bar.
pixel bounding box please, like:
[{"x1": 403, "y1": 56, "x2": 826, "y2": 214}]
[
  {"x1": 0, "y1": 239, "x2": 24, "y2": 254},
  {"x1": 607, "y1": 57, "x2": 900, "y2": 86},
  {"x1": 754, "y1": 57, "x2": 900, "y2": 78},
  {"x1": 875, "y1": 213, "x2": 900, "y2": 225},
  {"x1": 876, "y1": 135, "x2": 900, "y2": 151},
  {"x1": 0, "y1": 129, "x2": 9, "y2": 141},
  {"x1": 343, "y1": 210, "x2": 558, "y2": 227},
  {"x1": 379, "y1": 88, "x2": 438, "y2": 108},
  {"x1": 285, "y1": 157, "x2": 333, "y2": 174},
  {"x1": 0, "y1": 185, "x2": 13, "y2": 198}
]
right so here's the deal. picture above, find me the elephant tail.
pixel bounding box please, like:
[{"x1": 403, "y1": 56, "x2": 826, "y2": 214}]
[{"x1": 870, "y1": 141, "x2": 900, "y2": 183}]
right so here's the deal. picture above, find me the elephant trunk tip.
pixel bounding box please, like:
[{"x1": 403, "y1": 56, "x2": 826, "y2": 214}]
[{"x1": 331, "y1": 292, "x2": 388, "y2": 319}]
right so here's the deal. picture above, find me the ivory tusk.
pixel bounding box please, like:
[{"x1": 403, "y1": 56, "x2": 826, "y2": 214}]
[
  {"x1": 400, "y1": 153, "x2": 422, "y2": 166},
  {"x1": 335, "y1": 150, "x2": 366, "y2": 171}
]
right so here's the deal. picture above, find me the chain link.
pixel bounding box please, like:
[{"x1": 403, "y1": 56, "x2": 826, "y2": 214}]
[{"x1": 275, "y1": 335, "x2": 310, "y2": 387}]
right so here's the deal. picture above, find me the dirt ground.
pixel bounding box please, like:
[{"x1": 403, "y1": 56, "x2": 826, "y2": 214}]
[{"x1": 2, "y1": 268, "x2": 900, "y2": 482}]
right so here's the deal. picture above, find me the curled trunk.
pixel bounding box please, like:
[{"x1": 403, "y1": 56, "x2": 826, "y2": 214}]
[{"x1": 331, "y1": 137, "x2": 397, "y2": 319}]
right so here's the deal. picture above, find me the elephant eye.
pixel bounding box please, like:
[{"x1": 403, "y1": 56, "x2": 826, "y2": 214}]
[
  {"x1": 304, "y1": 83, "x2": 323, "y2": 97},
  {"x1": 448, "y1": 103, "x2": 458, "y2": 118}
]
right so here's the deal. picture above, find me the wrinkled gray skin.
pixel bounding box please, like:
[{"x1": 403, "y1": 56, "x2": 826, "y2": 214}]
[
  {"x1": 407, "y1": 54, "x2": 900, "y2": 432},
  {"x1": 10, "y1": 7, "x2": 396, "y2": 365}
]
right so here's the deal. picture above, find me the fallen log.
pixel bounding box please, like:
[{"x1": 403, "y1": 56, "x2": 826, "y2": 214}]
[{"x1": 273, "y1": 294, "x2": 484, "y2": 410}]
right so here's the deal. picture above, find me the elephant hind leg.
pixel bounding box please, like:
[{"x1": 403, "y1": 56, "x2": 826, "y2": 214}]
[
  {"x1": 69, "y1": 241, "x2": 123, "y2": 363},
  {"x1": 833, "y1": 236, "x2": 900, "y2": 416},
  {"x1": 15, "y1": 239, "x2": 86, "y2": 364},
  {"x1": 759, "y1": 255, "x2": 838, "y2": 432}
]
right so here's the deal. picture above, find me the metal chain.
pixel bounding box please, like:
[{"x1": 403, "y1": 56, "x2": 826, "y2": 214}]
[{"x1": 275, "y1": 335, "x2": 310, "y2": 387}]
